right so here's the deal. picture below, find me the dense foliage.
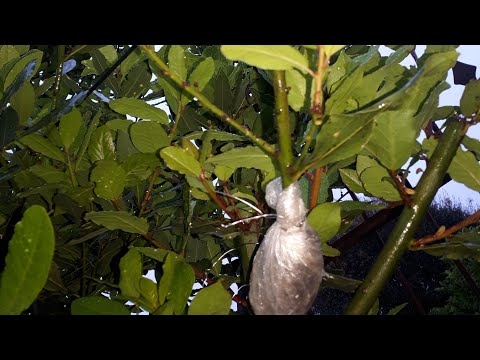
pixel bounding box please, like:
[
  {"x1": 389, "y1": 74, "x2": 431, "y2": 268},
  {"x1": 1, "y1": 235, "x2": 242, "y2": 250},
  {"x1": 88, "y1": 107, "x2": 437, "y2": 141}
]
[{"x1": 0, "y1": 45, "x2": 478, "y2": 315}]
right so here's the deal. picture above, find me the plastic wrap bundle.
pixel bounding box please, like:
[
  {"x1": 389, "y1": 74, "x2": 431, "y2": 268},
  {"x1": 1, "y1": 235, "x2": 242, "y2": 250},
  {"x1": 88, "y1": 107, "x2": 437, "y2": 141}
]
[{"x1": 249, "y1": 177, "x2": 324, "y2": 315}]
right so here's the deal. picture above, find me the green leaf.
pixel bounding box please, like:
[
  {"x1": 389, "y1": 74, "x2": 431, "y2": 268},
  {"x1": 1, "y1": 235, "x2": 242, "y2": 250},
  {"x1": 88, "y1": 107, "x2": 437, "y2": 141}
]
[
  {"x1": 339, "y1": 168, "x2": 366, "y2": 193},
  {"x1": 0, "y1": 45, "x2": 19, "y2": 70},
  {"x1": 29, "y1": 165, "x2": 69, "y2": 184},
  {"x1": 221, "y1": 45, "x2": 310, "y2": 74},
  {"x1": 119, "y1": 249, "x2": 142, "y2": 299},
  {"x1": 285, "y1": 68, "x2": 310, "y2": 112},
  {"x1": 59, "y1": 107, "x2": 84, "y2": 151},
  {"x1": 188, "y1": 57, "x2": 214, "y2": 91},
  {"x1": 448, "y1": 148, "x2": 480, "y2": 192},
  {"x1": 160, "y1": 146, "x2": 202, "y2": 177},
  {"x1": 135, "y1": 247, "x2": 171, "y2": 263},
  {"x1": 366, "y1": 109, "x2": 418, "y2": 170},
  {"x1": 0, "y1": 107, "x2": 18, "y2": 148},
  {"x1": 387, "y1": 303, "x2": 408, "y2": 315},
  {"x1": 323, "y1": 45, "x2": 345, "y2": 57},
  {"x1": 181, "y1": 57, "x2": 215, "y2": 105},
  {"x1": 71, "y1": 296, "x2": 130, "y2": 315},
  {"x1": 119, "y1": 62, "x2": 151, "y2": 98},
  {"x1": 4, "y1": 49, "x2": 43, "y2": 90},
  {"x1": 311, "y1": 107, "x2": 383, "y2": 168},
  {"x1": 367, "y1": 298, "x2": 380, "y2": 315},
  {"x1": 322, "y1": 243, "x2": 341, "y2": 257},
  {"x1": 110, "y1": 98, "x2": 169, "y2": 124},
  {"x1": 158, "y1": 253, "x2": 195, "y2": 314},
  {"x1": 460, "y1": 79, "x2": 480, "y2": 116},
  {"x1": 206, "y1": 240, "x2": 222, "y2": 276},
  {"x1": 360, "y1": 165, "x2": 401, "y2": 201},
  {"x1": 98, "y1": 45, "x2": 117, "y2": 64},
  {"x1": 88, "y1": 125, "x2": 116, "y2": 162},
  {"x1": 423, "y1": 137, "x2": 480, "y2": 192},
  {"x1": 130, "y1": 121, "x2": 169, "y2": 153},
  {"x1": 10, "y1": 82, "x2": 35, "y2": 126},
  {"x1": 423, "y1": 233, "x2": 480, "y2": 261},
  {"x1": 20, "y1": 134, "x2": 65, "y2": 163},
  {"x1": 321, "y1": 273, "x2": 362, "y2": 293},
  {"x1": 356, "y1": 154, "x2": 379, "y2": 175},
  {"x1": 85, "y1": 211, "x2": 149, "y2": 234},
  {"x1": 122, "y1": 153, "x2": 160, "y2": 186},
  {"x1": 168, "y1": 45, "x2": 187, "y2": 80},
  {"x1": 90, "y1": 160, "x2": 126, "y2": 200},
  {"x1": 307, "y1": 203, "x2": 341, "y2": 243},
  {"x1": 463, "y1": 135, "x2": 480, "y2": 160},
  {"x1": 183, "y1": 130, "x2": 246, "y2": 142},
  {"x1": 0, "y1": 205, "x2": 55, "y2": 315},
  {"x1": 139, "y1": 277, "x2": 159, "y2": 309},
  {"x1": 205, "y1": 146, "x2": 276, "y2": 182},
  {"x1": 106, "y1": 119, "x2": 134, "y2": 133},
  {"x1": 188, "y1": 282, "x2": 231, "y2": 315}
]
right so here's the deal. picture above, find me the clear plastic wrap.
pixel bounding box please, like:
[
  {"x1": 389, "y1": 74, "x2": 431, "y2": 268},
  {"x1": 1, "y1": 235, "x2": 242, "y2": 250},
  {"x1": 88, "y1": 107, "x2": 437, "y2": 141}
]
[{"x1": 249, "y1": 177, "x2": 324, "y2": 315}]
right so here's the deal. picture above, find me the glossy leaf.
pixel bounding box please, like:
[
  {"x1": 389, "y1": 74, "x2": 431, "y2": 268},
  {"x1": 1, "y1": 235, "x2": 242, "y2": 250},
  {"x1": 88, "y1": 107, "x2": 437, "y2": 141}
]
[
  {"x1": 110, "y1": 98, "x2": 169, "y2": 124},
  {"x1": 4, "y1": 49, "x2": 43, "y2": 89},
  {"x1": 339, "y1": 168, "x2": 365, "y2": 193},
  {"x1": 21, "y1": 134, "x2": 65, "y2": 163},
  {"x1": 71, "y1": 296, "x2": 130, "y2": 315},
  {"x1": 360, "y1": 166, "x2": 401, "y2": 202},
  {"x1": 366, "y1": 109, "x2": 418, "y2": 170},
  {"x1": 285, "y1": 68, "x2": 309, "y2": 112},
  {"x1": 460, "y1": 79, "x2": 480, "y2": 116},
  {"x1": 0, "y1": 45, "x2": 19, "y2": 69},
  {"x1": 205, "y1": 146, "x2": 276, "y2": 182},
  {"x1": 119, "y1": 62, "x2": 151, "y2": 98},
  {"x1": 0, "y1": 205, "x2": 54, "y2": 315},
  {"x1": 182, "y1": 57, "x2": 215, "y2": 105},
  {"x1": 321, "y1": 273, "x2": 362, "y2": 293},
  {"x1": 423, "y1": 233, "x2": 480, "y2": 261},
  {"x1": 29, "y1": 165, "x2": 69, "y2": 184},
  {"x1": 139, "y1": 277, "x2": 159, "y2": 309},
  {"x1": 119, "y1": 249, "x2": 142, "y2": 299},
  {"x1": 88, "y1": 125, "x2": 116, "y2": 162},
  {"x1": 423, "y1": 137, "x2": 480, "y2": 192},
  {"x1": 135, "y1": 247, "x2": 171, "y2": 263},
  {"x1": 448, "y1": 148, "x2": 480, "y2": 192},
  {"x1": 323, "y1": 45, "x2": 345, "y2": 57},
  {"x1": 158, "y1": 253, "x2": 195, "y2": 314},
  {"x1": 168, "y1": 45, "x2": 187, "y2": 80},
  {"x1": 59, "y1": 107, "x2": 84, "y2": 151},
  {"x1": 188, "y1": 282, "x2": 231, "y2": 315},
  {"x1": 221, "y1": 45, "x2": 310, "y2": 74},
  {"x1": 130, "y1": 121, "x2": 168, "y2": 153},
  {"x1": 106, "y1": 119, "x2": 134, "y2": 133},
  {"x1": 10, "y1": 82, "x2": 35, "y2": 126},
  {"x1": 311, "y1": 106, "x2": 383, "y2": 168},
  {"x1": 85, "y1": 211, "x2": 149, "y2": 234},
  {"x1": 160, "y1": 146, "x2": 202, "y2": 177},
  {"x1": 387, "y1": 303, "x2": 408, "y2": 315},
  {"x1": 307, "y1": 202, "x2": 341, "y2": 243},
  {"x1": 90, "y1": 160, "x2": 126, "y2": 200},
  {"x1": 0, "y1": 60, "x2": 37, "y2": 111},
  {"x1": 463, "y1": 135, "x2": 480, "y2": 160}
]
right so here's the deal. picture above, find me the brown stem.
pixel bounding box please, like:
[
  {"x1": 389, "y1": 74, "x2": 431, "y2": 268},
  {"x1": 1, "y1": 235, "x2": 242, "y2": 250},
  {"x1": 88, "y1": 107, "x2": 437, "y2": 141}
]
[
  {"x1": 143, "y1": 233, "x2": 167, "y2": 249},
  {"x1": 139, "y1": 167, "x2": 161, "y2": 216},
  {"x1": 388, "y1": 169, "x2": 413, "y2": 207},
  {"x1": 413, "y1": 209, "x2": 480, "y2": 247},
  {"x1": 309, "y1": 167, "x2": 323, "y2": 210},
  {"x1": 199, "y1": 173, "x2": 235, "y2": 219}
]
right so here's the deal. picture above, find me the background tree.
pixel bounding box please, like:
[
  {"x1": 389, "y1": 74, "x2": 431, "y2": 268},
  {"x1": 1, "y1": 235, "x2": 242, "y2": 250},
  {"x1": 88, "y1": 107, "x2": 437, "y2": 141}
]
[{"x1": 0, "y1": 45, "x2": 479, "y2": 315}]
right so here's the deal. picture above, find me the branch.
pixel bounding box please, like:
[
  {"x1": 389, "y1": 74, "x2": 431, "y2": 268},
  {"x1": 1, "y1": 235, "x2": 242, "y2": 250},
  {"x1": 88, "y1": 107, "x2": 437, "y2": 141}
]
[
  {"x1": 139, "y1": 45, "x2": 275, "y2": 156},
  {"x1": 272, "y1": 70, "x2": 294, "y2": 187},
  {"x1": 309, "y1": 167, "x2": 324, "y2": 210},
  {"x1": 345, "y1": 118, "x2": 469, "y2": 315},
  {"x1": 412, "y1": 209, "x2": 480, "y2": 247},
  {"x1": 388, "y1": 169, "x2": 414, "y2": 207}
]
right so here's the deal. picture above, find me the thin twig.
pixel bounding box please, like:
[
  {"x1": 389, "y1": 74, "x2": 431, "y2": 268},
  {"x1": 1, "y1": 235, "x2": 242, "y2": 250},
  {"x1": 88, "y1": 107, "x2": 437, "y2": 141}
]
[
  {"x1": 309, "y1": 167, "x2": 324, "y2": 210},
  {"x1": 139, "y1": 45, "x2": 275, "y2": 156},
  {"x1": 412, "y1": 209, "x2": 480, "y2": 247}
]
